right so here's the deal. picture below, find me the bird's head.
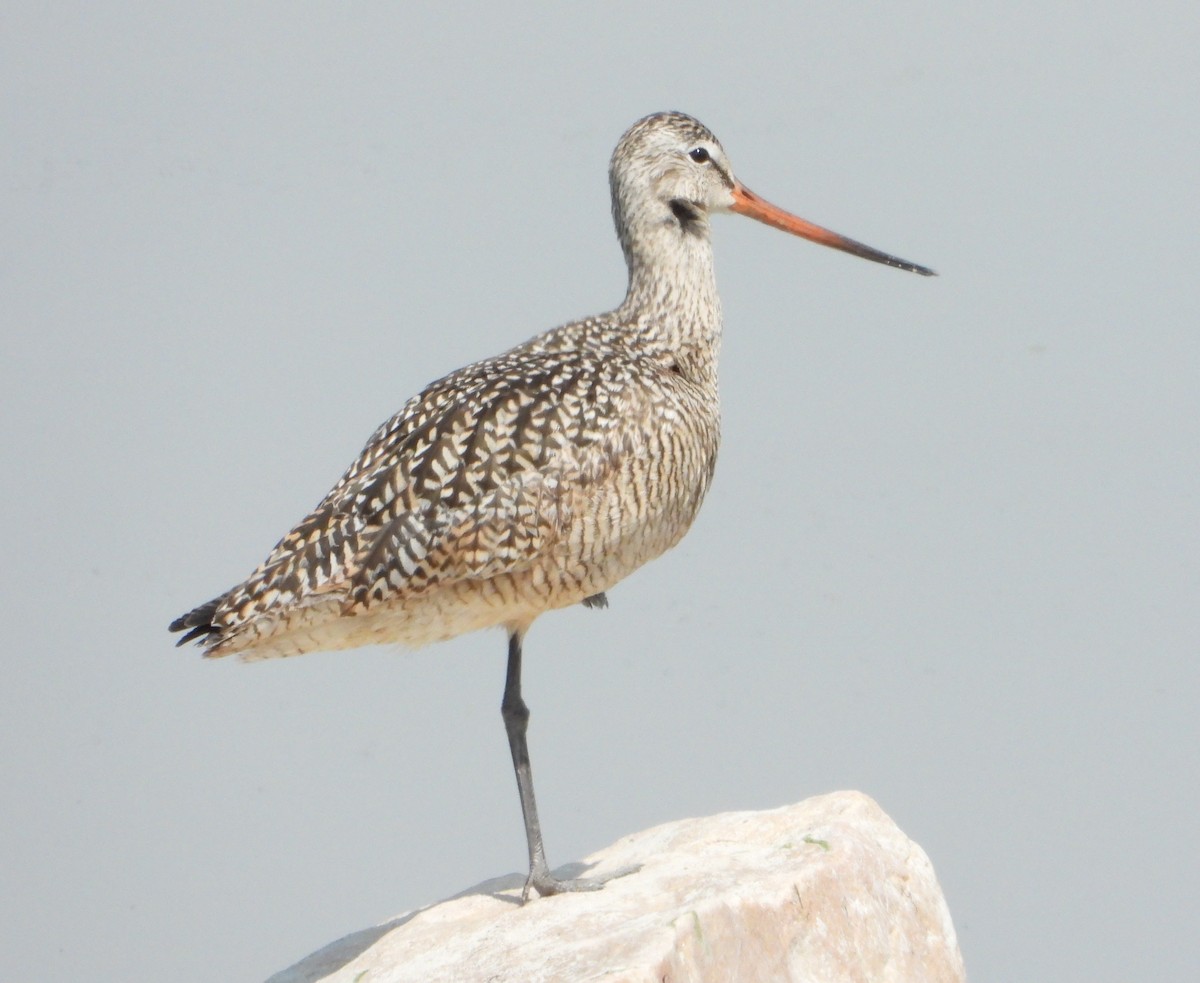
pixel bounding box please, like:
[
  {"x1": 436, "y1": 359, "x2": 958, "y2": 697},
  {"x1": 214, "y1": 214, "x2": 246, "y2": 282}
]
[{"x1": 610, "y1": 111, "x2": 935, "y2": 276}]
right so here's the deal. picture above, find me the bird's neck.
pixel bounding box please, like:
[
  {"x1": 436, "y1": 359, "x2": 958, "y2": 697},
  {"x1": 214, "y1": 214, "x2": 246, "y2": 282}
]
[{"x1": 616, "y1": 220, "x2": 723, "y2": 367}]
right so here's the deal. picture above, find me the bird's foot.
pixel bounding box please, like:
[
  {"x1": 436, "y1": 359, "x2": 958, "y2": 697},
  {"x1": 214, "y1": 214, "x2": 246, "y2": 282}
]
[{"x1": 521, "y1": 862, "x2": 640, "y2": 902}]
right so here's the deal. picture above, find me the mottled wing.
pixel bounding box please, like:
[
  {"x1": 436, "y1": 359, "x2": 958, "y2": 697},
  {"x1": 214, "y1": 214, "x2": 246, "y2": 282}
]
[{"x1": 201, "y1": 348, "x2": 637, "y2": 646}]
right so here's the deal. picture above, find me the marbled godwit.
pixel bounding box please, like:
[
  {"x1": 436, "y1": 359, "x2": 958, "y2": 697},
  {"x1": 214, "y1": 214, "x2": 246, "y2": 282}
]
[{"x1": 171, "y1": 111, "x2": 934, "y2": 898}]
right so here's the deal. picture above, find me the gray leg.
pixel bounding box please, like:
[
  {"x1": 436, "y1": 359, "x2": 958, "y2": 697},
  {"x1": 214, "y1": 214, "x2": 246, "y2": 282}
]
[{"x1": 501, "y1": 630, "x2": 634, "y2": 900}]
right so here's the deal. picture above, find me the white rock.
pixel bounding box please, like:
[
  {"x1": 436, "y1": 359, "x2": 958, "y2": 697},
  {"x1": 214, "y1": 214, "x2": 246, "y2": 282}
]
[{"x1": 269, "y1": 791, "x2": 965, "y2": 983}]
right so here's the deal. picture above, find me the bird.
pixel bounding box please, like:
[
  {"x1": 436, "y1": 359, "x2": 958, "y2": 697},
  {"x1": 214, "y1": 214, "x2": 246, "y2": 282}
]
[{"x1": 170, "y1": 111, "x2": 934, "y2": 900}]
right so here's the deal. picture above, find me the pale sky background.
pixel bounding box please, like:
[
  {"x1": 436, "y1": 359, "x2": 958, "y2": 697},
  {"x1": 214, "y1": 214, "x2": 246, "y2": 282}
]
[{"x1": 3, "y1": 4, "x2": 1197, "y2": 981}]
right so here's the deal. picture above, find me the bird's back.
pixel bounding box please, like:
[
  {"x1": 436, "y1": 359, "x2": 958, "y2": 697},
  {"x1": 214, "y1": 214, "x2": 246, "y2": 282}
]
[{"x1": 171, "y1": 313, "x2": 720, "y2": 660}]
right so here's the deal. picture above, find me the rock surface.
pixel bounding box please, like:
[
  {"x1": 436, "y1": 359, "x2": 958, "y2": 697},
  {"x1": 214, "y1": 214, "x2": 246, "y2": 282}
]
[{"x1": 269, "y1": 791, "x2": 965, "y2": 983}]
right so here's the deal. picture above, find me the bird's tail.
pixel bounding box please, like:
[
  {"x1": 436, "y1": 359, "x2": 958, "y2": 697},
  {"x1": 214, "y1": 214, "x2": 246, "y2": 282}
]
[{"x1": 168, "y1": 594, "x2": 226, "y2": 648}]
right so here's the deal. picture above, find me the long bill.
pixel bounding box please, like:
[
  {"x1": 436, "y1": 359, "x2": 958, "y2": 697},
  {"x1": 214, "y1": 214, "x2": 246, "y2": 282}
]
[{"x1": 730, "y1": 184, "x2": 936, "y2": 277}]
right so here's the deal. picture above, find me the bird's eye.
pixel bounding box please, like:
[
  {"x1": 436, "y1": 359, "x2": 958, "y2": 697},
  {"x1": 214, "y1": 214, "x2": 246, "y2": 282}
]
[{"x1": 688, "y1": 147, "x2": 711, "y2": 163}]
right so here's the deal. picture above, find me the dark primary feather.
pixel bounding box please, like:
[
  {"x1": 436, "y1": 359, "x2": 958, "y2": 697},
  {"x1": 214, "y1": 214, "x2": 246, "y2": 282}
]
[{"x1": 169, "y1": 597, "x2": 223, "y2": 645}]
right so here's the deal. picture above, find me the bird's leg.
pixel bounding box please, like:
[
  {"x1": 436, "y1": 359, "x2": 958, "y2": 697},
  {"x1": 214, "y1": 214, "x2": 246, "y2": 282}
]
[{"x1": 501, "y1": 630, "x2": 635, "y2": 900}]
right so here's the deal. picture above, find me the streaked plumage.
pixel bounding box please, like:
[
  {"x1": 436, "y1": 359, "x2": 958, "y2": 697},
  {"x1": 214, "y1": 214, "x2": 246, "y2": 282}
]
[{"x1": 171, "y1": 111, "x2": 933, "y2": 896}]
